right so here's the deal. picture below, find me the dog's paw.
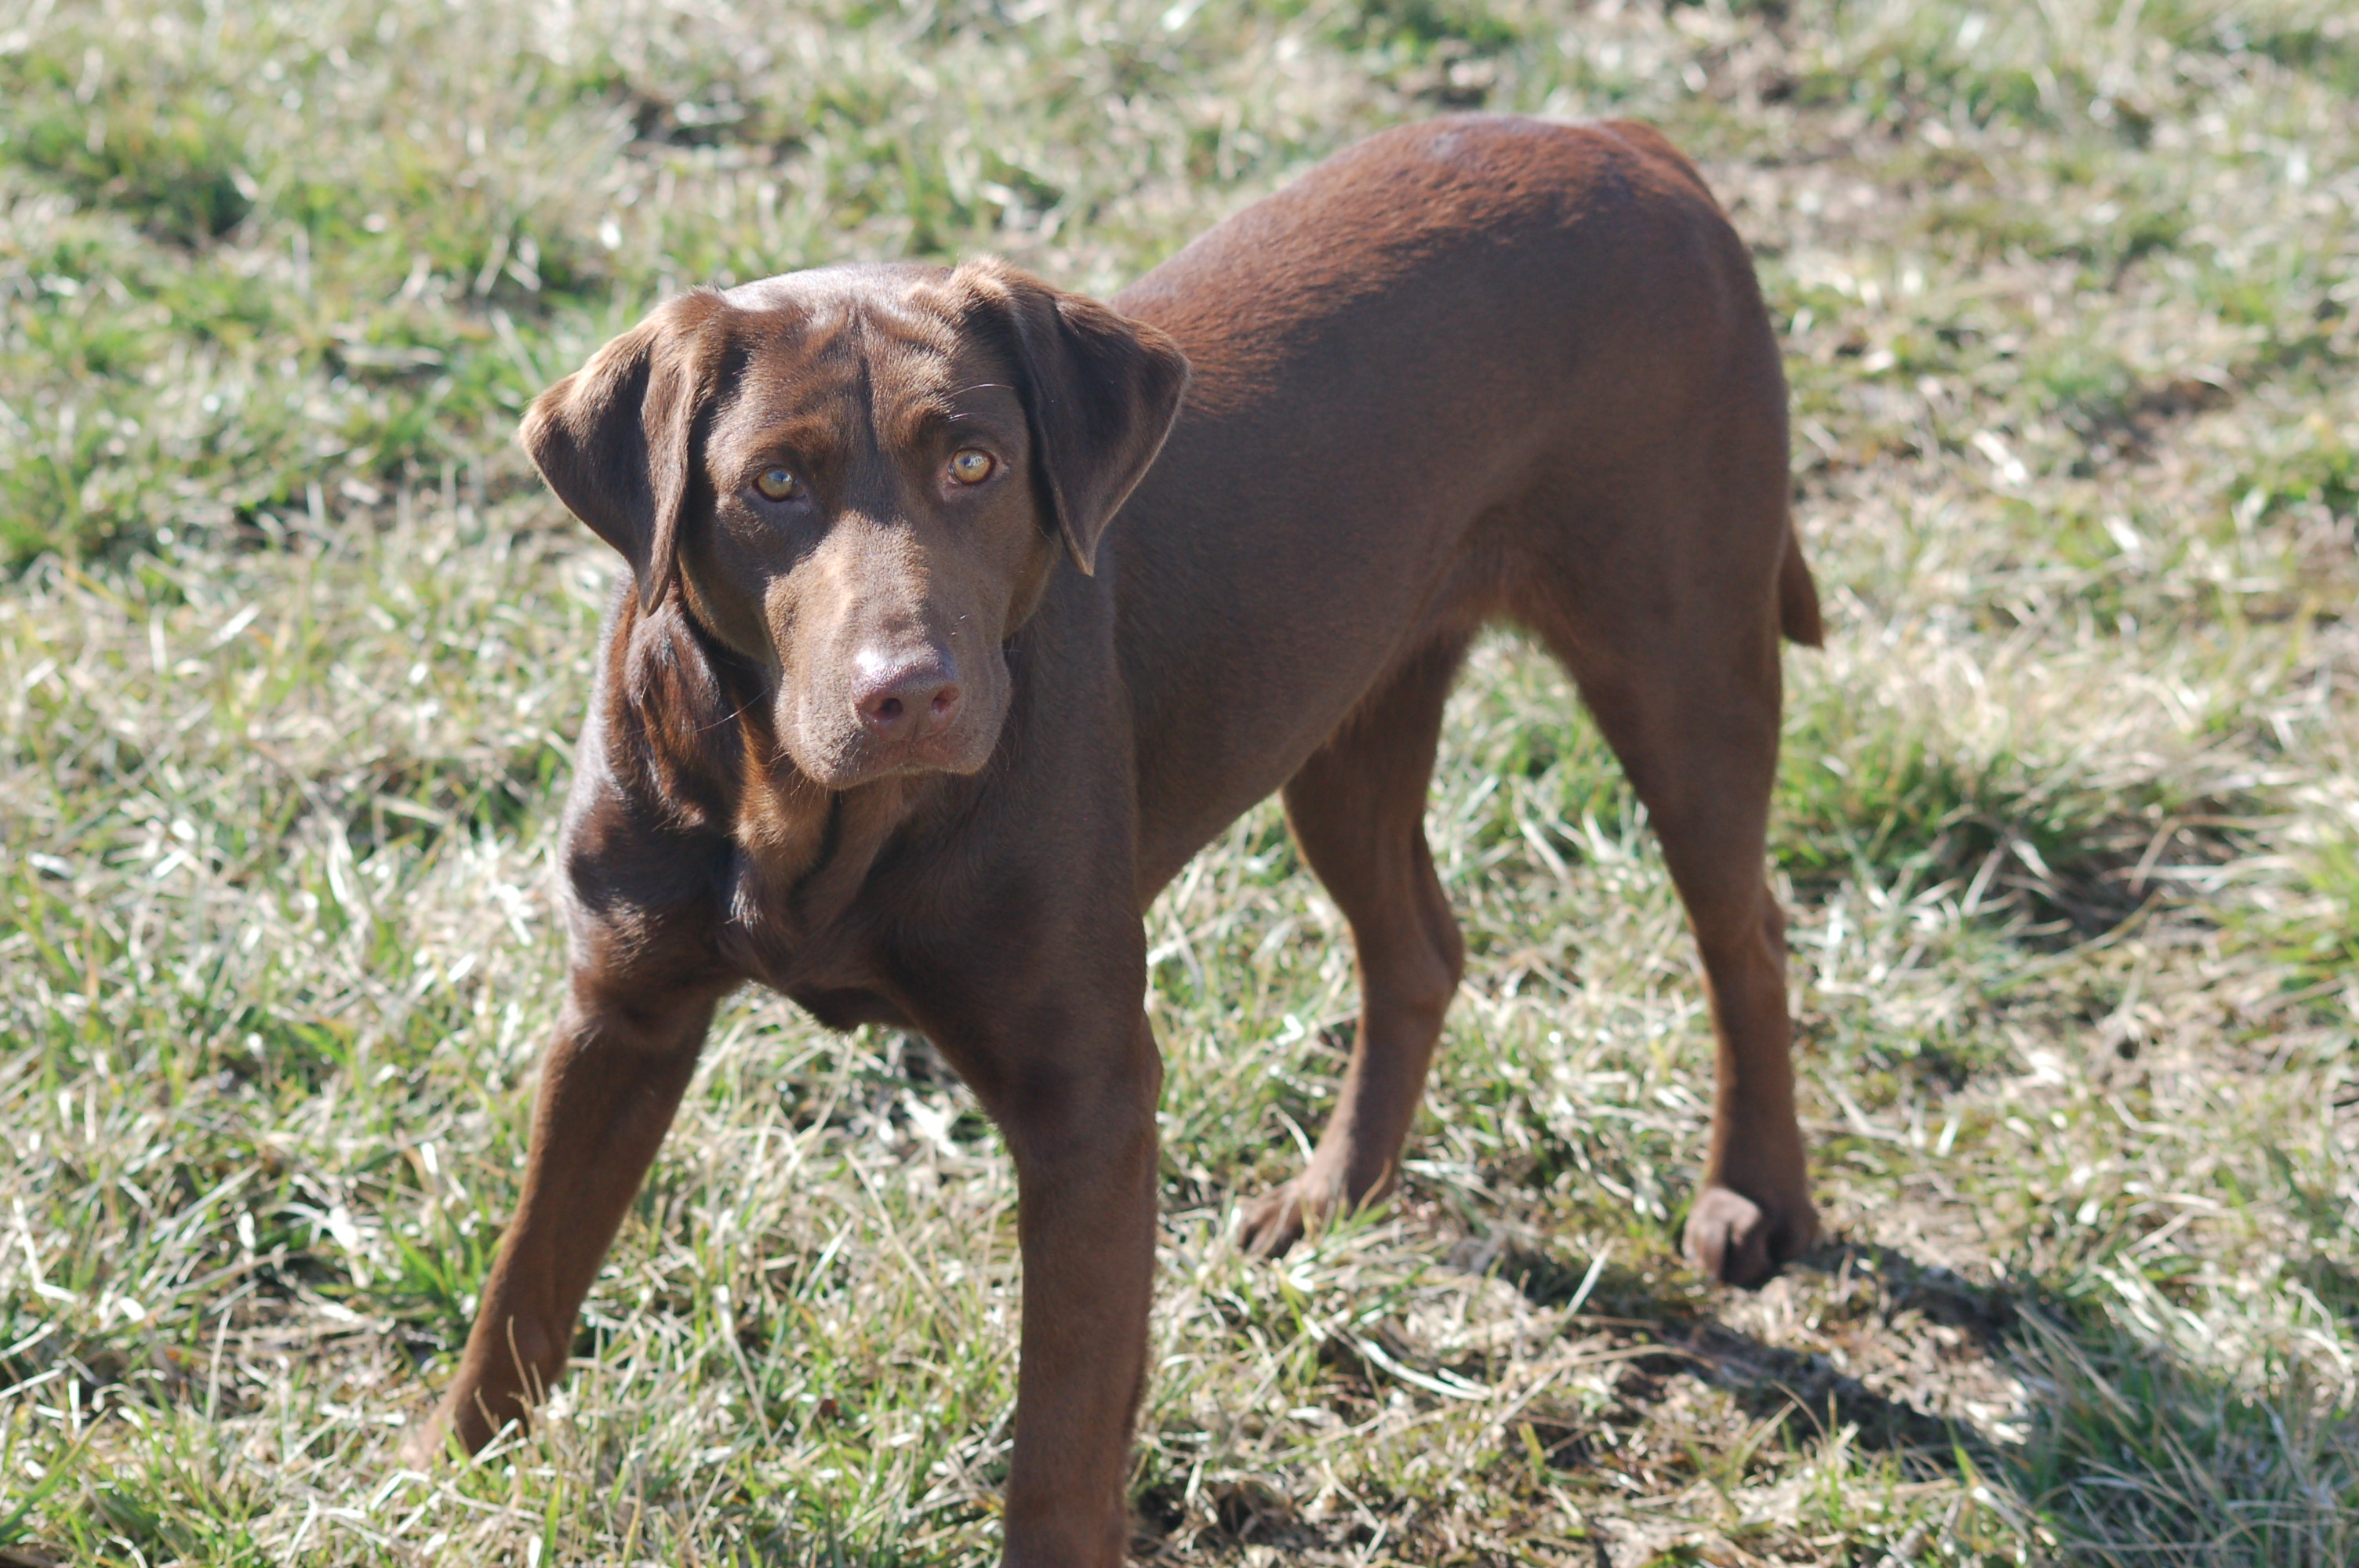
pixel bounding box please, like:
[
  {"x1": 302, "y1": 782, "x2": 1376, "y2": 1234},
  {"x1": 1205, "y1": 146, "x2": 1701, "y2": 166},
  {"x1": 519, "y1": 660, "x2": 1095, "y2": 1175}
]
[
  {"x1": 396, "y1": 1410, "x2": 455, "y2": 1469},
  {"x1": 1237, "y1": 1181, "x2": 1312, "y2": 1258},
  {"x1": 396, "y1": 1383, "x2": 506, "y2": 1468},
  {"x1": 1238, "y1": 1175, "x2": 1345, "y2": 1258},
  {"x1": 1684, "y1": 1182, "x2": 1819, "y2": 1289}
]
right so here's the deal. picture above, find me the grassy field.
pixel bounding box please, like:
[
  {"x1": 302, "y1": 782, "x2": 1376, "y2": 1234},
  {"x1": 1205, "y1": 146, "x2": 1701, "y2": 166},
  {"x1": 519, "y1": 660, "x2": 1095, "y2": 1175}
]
[{"x1": 4, "y1": 0, "x2": 2357, "y2": 1561}]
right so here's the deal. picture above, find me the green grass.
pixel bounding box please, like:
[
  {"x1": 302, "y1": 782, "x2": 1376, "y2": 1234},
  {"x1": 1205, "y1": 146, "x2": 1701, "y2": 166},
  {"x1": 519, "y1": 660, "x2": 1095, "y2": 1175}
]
[{"x1": 5, "y1": 0, "x2": 2359, "y2": 1562}]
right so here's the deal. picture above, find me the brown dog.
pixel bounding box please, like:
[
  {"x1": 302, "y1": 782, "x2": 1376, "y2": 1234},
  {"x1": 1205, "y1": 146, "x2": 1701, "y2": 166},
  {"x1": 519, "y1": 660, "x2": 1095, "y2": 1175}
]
[{"x1": 406, "y1": 114, "x2": 1822, "y2": 1562}]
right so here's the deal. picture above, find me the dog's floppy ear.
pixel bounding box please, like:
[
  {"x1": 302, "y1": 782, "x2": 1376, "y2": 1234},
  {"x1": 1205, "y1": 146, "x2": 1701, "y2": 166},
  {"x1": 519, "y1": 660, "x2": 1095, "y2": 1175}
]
[
  {"x1": 958, "y1": 260, "x2": 1190, "y2": 576},
  {"x1": 520, "y1": 291, "x2": 728, "y2": 608}
]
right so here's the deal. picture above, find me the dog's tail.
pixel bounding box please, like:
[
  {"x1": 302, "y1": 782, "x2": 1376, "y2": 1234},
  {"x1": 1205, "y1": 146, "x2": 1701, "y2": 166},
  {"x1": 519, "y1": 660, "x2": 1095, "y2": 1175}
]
[{"x1": 1778, "y1": 528, "x2": 1823, "y2": 648}]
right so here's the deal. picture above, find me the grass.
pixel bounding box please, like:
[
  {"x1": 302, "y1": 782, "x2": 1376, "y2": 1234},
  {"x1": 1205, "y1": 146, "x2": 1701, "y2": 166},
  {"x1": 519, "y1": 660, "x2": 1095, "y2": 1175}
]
[{"x1": 2, "y1": 0, "x2": 2357, "y2": 1561}]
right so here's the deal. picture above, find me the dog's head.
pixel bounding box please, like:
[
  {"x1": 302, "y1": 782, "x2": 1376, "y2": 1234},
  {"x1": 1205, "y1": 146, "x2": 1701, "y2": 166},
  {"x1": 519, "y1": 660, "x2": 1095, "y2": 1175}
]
[{"x1": 523, "y1": 260, "x2": 1189, "y2": 792}]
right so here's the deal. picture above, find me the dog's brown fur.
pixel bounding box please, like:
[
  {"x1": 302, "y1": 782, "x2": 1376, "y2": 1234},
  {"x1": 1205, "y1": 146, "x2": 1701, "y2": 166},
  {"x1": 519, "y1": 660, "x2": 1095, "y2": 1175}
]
[{"x1": 407, "y1": 115, "x2": 1823, "y2": 1563}]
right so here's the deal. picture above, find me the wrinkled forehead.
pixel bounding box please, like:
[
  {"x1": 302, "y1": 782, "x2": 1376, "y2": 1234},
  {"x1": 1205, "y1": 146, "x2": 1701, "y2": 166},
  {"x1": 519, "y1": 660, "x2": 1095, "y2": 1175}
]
[{"x1": 707, "y1": 265, "x2": 1021, "y2": 445}]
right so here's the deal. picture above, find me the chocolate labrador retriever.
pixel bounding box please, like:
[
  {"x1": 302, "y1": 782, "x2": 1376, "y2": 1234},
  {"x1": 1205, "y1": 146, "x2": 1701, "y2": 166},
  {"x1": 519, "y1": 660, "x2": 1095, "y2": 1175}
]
[{"x1": 406, "y1": 114, "x2": 1822, "y2": 1561}]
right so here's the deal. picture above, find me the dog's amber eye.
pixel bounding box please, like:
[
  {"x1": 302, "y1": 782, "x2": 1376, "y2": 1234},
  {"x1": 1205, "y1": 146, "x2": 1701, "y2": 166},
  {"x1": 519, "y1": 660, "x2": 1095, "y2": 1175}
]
[
  {"x1": 754, "y1": 467, "x2": 800, "y2": 502},
  {"x1": 947, "y1": 449, "x2": 995, "y2": 485}
]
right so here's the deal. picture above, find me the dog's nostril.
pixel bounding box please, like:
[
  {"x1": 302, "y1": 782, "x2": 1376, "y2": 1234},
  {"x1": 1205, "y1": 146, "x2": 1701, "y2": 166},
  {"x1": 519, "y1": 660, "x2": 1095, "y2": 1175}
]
[{"x1": 856, "y1": 662, "x2": 958, "y2": 735}]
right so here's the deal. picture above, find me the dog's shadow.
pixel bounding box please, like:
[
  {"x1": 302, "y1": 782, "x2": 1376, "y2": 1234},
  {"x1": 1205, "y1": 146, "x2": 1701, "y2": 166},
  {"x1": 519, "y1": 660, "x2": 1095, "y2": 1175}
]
[
  {"x1": 1496, "y1": 1238, "x2": 2006, "y2": 1464},
  {"x1": 1518, "y1": 1236, "x2": 2359, "y2": 1563},
  {"x1": 1142, "y1": 1232, "x2": 2350, "y2": 1563},
  {"x1": 1132, "y1": 1241, "x2": 2005, "y2": 1559}
]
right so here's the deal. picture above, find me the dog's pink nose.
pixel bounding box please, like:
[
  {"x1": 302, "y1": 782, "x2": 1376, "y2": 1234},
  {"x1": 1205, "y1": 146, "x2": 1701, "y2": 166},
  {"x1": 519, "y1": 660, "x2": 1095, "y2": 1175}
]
[{"x1": 856, "y1": 662, "x2": 962, "y2": 735}]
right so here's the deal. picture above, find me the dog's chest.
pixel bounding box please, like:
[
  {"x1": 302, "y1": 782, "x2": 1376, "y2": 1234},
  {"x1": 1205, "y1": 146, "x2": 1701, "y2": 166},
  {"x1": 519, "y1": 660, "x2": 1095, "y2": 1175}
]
[
  {"x1": 704, "y1": 764, "x2": 983, "y2": 1039},
  {"x1": 714, "y1": 887, "x2": 907, "y2": 1029},
  {"x1": 710, "y1": 779, "x2": 914, "y2": 1019},
  {"x1": 715, "y1": 845, "x2": 858, "y2": 980}
]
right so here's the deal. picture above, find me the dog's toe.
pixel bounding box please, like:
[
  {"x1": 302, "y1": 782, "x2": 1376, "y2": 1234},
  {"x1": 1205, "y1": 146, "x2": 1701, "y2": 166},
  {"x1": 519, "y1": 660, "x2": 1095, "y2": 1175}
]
[
  {"x1": 1237, "y1": 1183, "x2": 1311, "y2": 1258},
  {"x1": 1684, "y1": 1182, "x2": 1817, "y2": 1289},
  {"x1": 397, "y1": 1415, "x2": 452, "y2": 1469}
]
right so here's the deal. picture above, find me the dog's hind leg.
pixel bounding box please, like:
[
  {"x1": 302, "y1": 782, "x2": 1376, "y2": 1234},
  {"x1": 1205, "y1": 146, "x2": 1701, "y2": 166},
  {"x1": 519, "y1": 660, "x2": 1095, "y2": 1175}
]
[
  {"x1": 1238, "y1": 633, "x2": 1470, "y2": 1258},
  {"x1": 1511, "y1": 479, "x2": 1819, "y2": 1287}
]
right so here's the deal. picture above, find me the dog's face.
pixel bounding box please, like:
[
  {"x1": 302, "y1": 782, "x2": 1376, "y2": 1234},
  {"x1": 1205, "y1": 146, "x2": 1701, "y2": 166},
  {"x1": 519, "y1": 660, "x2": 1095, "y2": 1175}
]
[{"x1": 523, "y1": 261, "x2": 1188, "y2": 790}]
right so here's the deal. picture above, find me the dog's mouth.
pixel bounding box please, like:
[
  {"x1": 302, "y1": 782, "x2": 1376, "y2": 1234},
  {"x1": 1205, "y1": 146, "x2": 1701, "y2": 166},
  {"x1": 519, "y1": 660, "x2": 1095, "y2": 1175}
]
[
  {"x1": 778, "y1": 694, "x2": 1003, "y2": 792},
  {"x1": 791, "y1": 737, "x2": 996, "y2": 793}
]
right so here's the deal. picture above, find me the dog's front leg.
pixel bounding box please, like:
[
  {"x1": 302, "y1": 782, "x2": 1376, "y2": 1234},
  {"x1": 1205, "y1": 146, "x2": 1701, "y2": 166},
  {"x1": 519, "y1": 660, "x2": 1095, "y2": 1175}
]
[
  {"x1": 402, "y1": 975, "x2": 722, "y2": 1463},
  {"x1": 968, "y1": 1008, "x2": 1163, "y2": 1567}
]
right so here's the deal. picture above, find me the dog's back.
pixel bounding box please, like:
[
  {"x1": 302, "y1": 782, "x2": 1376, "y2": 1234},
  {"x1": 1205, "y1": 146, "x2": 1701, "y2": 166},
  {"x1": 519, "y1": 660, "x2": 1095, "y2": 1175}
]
[{"x1": 1107, "y1": 114, "x2": 1816, "y2": 891}]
